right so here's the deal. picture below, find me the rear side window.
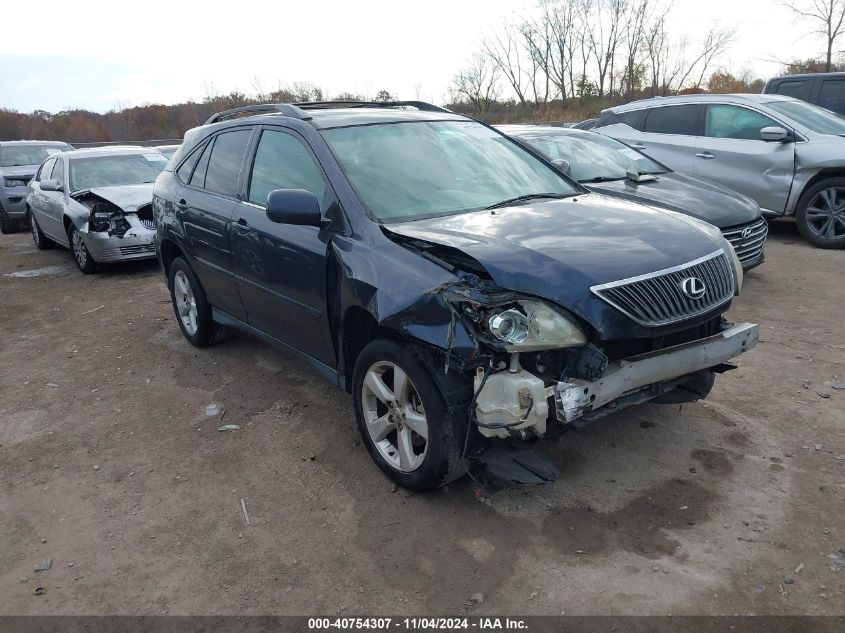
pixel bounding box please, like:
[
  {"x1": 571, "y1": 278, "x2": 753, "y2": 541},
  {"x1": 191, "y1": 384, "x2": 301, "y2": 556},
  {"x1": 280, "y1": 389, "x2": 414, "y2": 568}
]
[
  {"x1": 773, "y1": 79, "x2": 811, "y2": 100},
  {"x1": 643, "y1": 105, "x2": 700, "y2": 135},
  {"x1": 597, "y1": 109, "x2": 644, "y2": 130},
  {"x1": 189, "y1": 141, "x2": 213, "y2": 188},
  {"x1": 248, "y1": 130, "x2": 326, "y2": 208},
  {"x1": 818, "y1": 79, "x2": 845, "y2": 115},
  {"x1": 203, "y1": 129, "x2": 252, "y2": 197},
  {"x1": 705, "y1": 105, "x2": 779, "y2": 140},
  {"x1": 176, "y1": 141, "x2": 206, "y2": 183}
]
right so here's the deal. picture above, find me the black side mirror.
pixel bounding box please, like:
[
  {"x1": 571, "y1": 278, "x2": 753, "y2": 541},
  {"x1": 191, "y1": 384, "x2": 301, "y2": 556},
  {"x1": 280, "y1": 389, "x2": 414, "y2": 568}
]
[{"x1": 265, "y1": 189, "x2": 322, "y2": 226}]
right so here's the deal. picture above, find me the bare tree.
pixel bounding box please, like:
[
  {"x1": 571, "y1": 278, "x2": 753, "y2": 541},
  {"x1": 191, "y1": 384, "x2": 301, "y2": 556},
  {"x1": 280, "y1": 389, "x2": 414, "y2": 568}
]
[
  {"x1": 451, "y1": 54, "x2": 501, "y2": 113},
  {"x1": 483, "y1": 23, "x2": 531, "y2": 106},
  {"x1": 785, "y1": 0, "x2": 845, "y2": 71},
  {"x1": 583, "y1": 0, "x2": 627, "y2": 97},
  {"x1": 675, "y1": 27, "x2": 736, "y2": 91},
  {"x1": 620, "y1": 0, "x2": 651, "y2": 98}
]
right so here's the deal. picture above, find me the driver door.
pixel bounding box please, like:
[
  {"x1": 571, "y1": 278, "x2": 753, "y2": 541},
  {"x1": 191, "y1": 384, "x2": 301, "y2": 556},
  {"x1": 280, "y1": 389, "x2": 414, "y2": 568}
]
[{"x1": 693, "y1": 104, "x2": 795, "y2": 214}]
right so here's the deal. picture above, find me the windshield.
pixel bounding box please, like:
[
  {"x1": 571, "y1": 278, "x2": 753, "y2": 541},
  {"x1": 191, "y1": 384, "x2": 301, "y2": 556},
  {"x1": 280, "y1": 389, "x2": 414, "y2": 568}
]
[
  {"x1": 765, "y1": 100, "x2": 845, "y2": 135},
  {"x1": 321, "y1": 120, "x2": 579, "y2": 222},
  {"x1": 69, "y1": 153, "x2": 168, "y2": 191},
  {"x1": 0, "y1": 144, "x2": 69, "y2": 167},
  {"x1": 518, "y1": 131, "x2": 667, "y2": 182}
]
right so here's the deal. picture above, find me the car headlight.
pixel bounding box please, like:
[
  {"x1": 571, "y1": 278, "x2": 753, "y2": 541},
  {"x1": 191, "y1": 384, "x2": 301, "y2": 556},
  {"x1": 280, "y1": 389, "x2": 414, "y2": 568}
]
[
  {"x1": 4, "y1": 178, "x2": 28, "y2": 187},
  {"x1": 487, "y1": 300, "x2": 586, "y2": 352},
  {"x1": 721, "y1": 237, "x2": 743, "y2": 295}
]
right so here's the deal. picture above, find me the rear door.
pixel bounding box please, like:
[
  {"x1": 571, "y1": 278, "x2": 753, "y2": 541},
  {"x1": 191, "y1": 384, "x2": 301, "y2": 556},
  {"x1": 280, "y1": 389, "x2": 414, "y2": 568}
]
[
  {"x1": 694, "y1": 103, "x2": 795, "y2": 214},
  {"x1": 231, "y1": 125, "x2": 337, "y2": 366},
  {"x1": 176, "y1": 128, "x2": 254, "y2": 321},
  {"x1": 624, "y1": 104, "x2": 701, "y2": 172}
]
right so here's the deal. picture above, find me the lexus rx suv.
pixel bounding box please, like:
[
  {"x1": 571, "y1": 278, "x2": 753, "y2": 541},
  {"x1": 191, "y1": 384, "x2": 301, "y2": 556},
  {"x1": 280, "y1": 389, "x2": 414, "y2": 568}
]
[{"x1": 153, "y1": 101, "x2": 758, "y2": 490}]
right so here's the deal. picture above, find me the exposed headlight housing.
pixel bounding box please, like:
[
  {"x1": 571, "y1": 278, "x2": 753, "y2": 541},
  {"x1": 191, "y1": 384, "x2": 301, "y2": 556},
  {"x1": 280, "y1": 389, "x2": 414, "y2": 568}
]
[
  {"x1": 487, "y1": 300, "x2": 586, "y2": 352},
  {"x1": 3, "y1": 177, "x2": 29, "y2": 187},
  {"x1": 721, "y1": 238, "x2": 743, "y2": 295}
]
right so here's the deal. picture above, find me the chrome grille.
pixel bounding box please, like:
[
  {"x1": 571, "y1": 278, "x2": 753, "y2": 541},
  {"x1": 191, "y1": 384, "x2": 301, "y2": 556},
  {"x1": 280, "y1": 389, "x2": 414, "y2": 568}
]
[
  {"x1": 119, "y1": 244, "x2": 155, "y2": 255},
  {"x1": 591, "y1": 250, "x2": 735, "y2": 327},
  {"x1": 722, "y1": 218, "x2": 768, "y2": 265}
]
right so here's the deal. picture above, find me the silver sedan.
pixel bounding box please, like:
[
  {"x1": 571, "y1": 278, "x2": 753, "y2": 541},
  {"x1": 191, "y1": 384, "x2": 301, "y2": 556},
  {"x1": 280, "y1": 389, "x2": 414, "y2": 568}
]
[{"x1": 26, "y1": 147, "x2": 167, "y2": 273}]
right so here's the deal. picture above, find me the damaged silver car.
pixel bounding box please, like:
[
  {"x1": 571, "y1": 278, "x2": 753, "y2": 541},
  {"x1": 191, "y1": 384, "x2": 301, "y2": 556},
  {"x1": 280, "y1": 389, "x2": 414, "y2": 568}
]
[{"x1": 27, "y1": 147, "x2": 167, "y2": 273}]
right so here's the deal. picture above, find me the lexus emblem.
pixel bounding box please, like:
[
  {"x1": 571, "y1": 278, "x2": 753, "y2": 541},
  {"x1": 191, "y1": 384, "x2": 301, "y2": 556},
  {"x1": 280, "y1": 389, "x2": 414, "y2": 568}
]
[
  {"x1": 681, "y1": 276, "x2": 707, "y2": 300},
  {"x1": 741, "y1": 226, "x2": 753, "y2": 239}
]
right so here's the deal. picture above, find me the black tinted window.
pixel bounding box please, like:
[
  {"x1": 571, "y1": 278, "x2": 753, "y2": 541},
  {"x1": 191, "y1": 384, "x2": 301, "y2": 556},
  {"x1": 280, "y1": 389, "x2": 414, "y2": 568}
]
[
  {"x1": 248, "y1": 130, "x2": 326, "y2": 208},
  {"x1": 189, "y1": 140, "x2": 213, "y2": 188},
  {"x1": 774, "y1": 79, "x2": 810, "y2": 99},
  {"x1": 643, "y1": 105, "x2": 699, "y2": 135},
  {"x1": 177, "y1": 141, "x2": 206, "y2": 183},
  {"x1": 818, "y1": 80, "x2": 845, "y2": 115},
  {"x1": 204, "y1": 129, "x2": 252, "y2": 197}
]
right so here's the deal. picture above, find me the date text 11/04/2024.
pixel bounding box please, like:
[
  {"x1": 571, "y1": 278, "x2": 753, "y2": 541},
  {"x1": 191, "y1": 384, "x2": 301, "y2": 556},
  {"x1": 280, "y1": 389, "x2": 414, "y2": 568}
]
[{"x1": 307, "y1": 617, "x2": 528, "y2": 630}]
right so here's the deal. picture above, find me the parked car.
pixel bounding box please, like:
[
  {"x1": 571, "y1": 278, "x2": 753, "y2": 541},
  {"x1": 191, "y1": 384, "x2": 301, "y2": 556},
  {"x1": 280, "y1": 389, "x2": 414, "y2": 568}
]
[
  {"x1": 498, "y1": 124, "x2": 767, "y2": 270},
  {"x1": 594, "y1": 93, "x2": 845, "y2": 248},
  {"x1": 153, "y1": 101, "x2": 757, "y2": 490},
  {"x1": 27, "y1": 146, "x2": 167, "y2": 272},
  {"x1": 763, "y1": 72, "x2": 845, "y2": 117},
  {"x1": 0, "y1": 140, "x2": 73, "y2": 233},
  {"x1": 571, "y1": 118, "x2": 599, "y2": 130},
  {"x1": 154, "y1": 144, "x2": 181, "y2": 159}
]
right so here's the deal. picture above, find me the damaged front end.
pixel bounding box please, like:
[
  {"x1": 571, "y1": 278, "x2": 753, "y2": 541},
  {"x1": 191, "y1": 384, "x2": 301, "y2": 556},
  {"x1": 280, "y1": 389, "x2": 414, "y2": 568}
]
[
  {"x1": 71, "y1": 190, "x2": 156, "y2": 262},
  {"x1": 386, "y1": 231, "x2": 759, "y2": 447}
]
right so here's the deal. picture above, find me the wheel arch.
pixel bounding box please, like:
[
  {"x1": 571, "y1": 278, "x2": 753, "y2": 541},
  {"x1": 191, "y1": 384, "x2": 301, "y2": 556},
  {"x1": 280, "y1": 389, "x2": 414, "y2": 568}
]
[
  {"x1": 158, "y1": 238, "x2": 186, "y2": 287},
  {"x1": 792, "y1": 168, "x2": 845, "y2": 212}
]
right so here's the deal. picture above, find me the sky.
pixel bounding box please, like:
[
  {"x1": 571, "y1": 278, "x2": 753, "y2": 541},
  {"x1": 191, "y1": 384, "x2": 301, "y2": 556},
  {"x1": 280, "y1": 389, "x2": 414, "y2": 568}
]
[{"x1": 0, "y1": 0, "x2": 825, "y2": 114}]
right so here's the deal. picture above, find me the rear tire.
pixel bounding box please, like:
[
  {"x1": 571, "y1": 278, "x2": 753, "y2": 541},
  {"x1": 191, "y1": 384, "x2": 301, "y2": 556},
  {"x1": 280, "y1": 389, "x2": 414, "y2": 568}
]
[
  {"x1": 0, "y1": 206, "x2": 20, "y2": 234},
  {"x1": 68, "y1": 224, "x2": 98, "y2": 274},
  {"x1": 352, "y1": 339, "x2": 468, "y2": 491},
  {"x1": 796, "y1": 178, "x2": 845, "y2": 249},
  {"x1": 29, "y1": 210, "x2": 54, "y2": 250},
  {"x1": 168, "y1": 256, "x2": 227, "y2": 346}
]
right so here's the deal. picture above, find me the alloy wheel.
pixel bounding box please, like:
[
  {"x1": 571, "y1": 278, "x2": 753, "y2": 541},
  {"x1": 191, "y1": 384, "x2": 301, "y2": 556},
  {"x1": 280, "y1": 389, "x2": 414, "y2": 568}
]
[
  {"x1": 71, "y1": 229, "x2": 87, "y2": 268},
  {"x1": 361, "y1": 361, "x2": 429, "y2": 473},
  {"x1": 173, "y1": 270, "x2": 198, "y2": 336},
  {"x1": 805, "y1": 187, "x2": 845, "y2": 240},
  {"x1": 31, "y1": 216, "x2": 40, "y2": 246}
]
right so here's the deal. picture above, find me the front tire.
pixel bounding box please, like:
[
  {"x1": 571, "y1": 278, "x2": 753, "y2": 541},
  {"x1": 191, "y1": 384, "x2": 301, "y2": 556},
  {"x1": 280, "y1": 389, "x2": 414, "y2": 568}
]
[
  {"x1": 352, "y1": 339, "x2": 467, "y2": 491},
  {"x1": 168, "y1": 256, "x2": 226, "y2": 346},
  {"x1": 68, "y1": 225, "x2": 98, "y2": 274},
  {"x1": 796, "y1": 178, "x2": 845, "y2": 249},
  {"x1": 0, "y1": 206, "x2": 20, "y2": 234}
]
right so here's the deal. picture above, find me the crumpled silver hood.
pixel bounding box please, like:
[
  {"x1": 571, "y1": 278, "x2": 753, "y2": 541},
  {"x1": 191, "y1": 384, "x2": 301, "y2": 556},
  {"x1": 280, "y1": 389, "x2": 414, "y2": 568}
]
[{"x1": 74, "y1": 183, "x2": 154, "y2": 212}]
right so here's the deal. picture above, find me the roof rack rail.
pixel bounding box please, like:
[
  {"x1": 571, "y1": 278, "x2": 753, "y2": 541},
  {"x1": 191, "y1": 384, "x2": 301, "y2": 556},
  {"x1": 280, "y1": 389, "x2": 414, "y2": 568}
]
[
  {"x1": 204, "y1": 103, "x2": 312, "y2": 125},
  {"x1": 293, "y1": 100, "x2": 451, "y2": 113}
]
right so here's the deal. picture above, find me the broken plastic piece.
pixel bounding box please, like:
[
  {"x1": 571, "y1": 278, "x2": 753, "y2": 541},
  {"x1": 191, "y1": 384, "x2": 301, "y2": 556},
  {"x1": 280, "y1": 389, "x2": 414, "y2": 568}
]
[
  {"x1": 476, "y1": 445, "x2": 559, "y2": 485},
  {"x1": 217, "y1": 424, "x2": 240, "y2": 432}
]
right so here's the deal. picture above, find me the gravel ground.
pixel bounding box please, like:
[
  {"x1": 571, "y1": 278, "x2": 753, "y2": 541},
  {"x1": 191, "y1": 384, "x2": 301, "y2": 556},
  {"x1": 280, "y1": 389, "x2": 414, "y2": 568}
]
[{"x1": 0, "y1": 221, "x2": 842, "y2": 615}]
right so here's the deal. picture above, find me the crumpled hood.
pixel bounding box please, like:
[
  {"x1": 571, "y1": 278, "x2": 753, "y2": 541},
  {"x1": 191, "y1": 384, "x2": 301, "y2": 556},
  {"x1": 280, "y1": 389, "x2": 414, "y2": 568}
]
[
  {"x1": 74, "y1": 183, "x2": 154, "y2": 212},
  {"x1": 586, "y1": 172, "x2": 762, "y2": 228},
  {"x1": 385, "y1": 193, "x2": 725, "y2": 326},
  {"x1": 1, "y1": 165, "x2": 38, "y2": 180}
]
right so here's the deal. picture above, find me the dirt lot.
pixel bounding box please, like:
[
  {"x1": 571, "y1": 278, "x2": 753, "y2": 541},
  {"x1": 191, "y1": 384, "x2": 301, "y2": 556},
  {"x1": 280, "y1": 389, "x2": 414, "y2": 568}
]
[{"x1": 0, "y1": 221, "x2": 843, "y2": 616}]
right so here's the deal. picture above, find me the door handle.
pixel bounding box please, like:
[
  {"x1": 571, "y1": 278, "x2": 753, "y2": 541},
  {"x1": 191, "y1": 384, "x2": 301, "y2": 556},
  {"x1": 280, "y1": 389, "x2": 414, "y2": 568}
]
[
  {"x1": 630, "y1": 144, "x2": 646, "y2": 150},
  {"x1": 175, "y1": 199, "x2": 187, "y2": 212},
  {"x1": 233, "y1": 218, "x2": 251, "y2": 234},
  {"x1": 695, "y1": 152, "x2": 716, "y2": 159}
]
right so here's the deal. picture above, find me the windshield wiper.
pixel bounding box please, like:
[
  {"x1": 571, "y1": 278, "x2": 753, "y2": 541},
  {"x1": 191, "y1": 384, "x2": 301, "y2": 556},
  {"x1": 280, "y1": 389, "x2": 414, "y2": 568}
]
[
  {"x1": 579, "y1": 176, "x2": 626, "y2": 183},
  {"x1": 484, "y1": 193, "x2": 570, "y2": 210}
]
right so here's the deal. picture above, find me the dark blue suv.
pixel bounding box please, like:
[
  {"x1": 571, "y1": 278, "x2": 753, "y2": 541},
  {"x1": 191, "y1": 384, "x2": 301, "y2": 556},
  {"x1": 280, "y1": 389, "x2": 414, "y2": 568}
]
[{"x1": 153, "y1": 101, "x2": 758, "y2": 490}]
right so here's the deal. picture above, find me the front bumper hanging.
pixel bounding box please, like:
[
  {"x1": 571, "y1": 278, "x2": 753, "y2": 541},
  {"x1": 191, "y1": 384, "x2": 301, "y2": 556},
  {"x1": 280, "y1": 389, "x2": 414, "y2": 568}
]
[{"x1": 555, "y1": 322, "x2": 759, "y2": 424}]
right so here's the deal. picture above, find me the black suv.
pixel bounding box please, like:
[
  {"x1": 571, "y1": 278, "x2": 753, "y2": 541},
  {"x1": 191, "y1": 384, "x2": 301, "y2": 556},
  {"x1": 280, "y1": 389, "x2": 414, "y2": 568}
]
[
  {"x1": 153, "y1": 101, "x2": 758, "y2": 490},
  {"x1": 763, "y1": 72, "x2": 845, "y2": 117}
]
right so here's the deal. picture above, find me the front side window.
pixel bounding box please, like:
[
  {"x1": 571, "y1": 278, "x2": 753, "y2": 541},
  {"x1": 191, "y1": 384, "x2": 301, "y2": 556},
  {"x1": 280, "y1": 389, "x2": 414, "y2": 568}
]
[
  {"x1": 50, "y1": 158, "x2": 64, "y2": 183},
  {"x1": 203, "y1": 129, "x2": 252, "y2": 197},
  {"x1": 322, "y1": 121, "x2": 578, "y2": 222},
  {"x1": 38, "y1": 158, "x2": 57, "y2": 181},
  {"x1": 521, "y1": 132, "x2": 667, "y2": 182},
  {"x1": 705, "y1": 105, "x2": 779, "y2": 140},
  {"x1": 0, "y1": 144, "x2": 69, "y2": 167},
  {"x1": 248, "y1": 130, "x2": 326, "y2": 207},
  {"x1": 69, "y1": 153, "x2": 167, "y2": 192},
  {"x1": 643, "y1": 105, "x2": 700, "y2": 135},
  {"x1": 765, "y1": 99, "x2": 845, "y2": 135}
]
